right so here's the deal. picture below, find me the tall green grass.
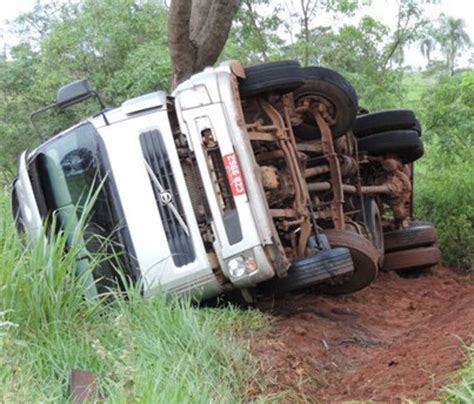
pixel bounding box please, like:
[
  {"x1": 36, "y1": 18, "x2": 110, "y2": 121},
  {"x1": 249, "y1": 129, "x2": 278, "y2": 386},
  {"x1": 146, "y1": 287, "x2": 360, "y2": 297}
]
[
  {"x1": 414, "y1": 142, "x2": 474, "y2": 271},
  {"x1": 444, "y1": 345, "x2": 474, "y2": 403},
  {"x1": 0, "y1": 189, "x2": 267, "y2": 402}
]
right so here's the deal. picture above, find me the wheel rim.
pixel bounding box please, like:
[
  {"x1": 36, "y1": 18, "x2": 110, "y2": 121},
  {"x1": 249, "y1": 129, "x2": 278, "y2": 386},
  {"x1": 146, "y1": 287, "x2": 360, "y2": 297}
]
[{"x1": 370, "y1": 200, "x2": 384, "y2": 259}]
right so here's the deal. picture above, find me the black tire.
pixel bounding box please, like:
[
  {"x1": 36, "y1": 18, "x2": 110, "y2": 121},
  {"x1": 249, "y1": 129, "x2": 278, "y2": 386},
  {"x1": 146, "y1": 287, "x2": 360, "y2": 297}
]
[
  {"x1": 239, "y1": 60, "x2": 304, "y2": 98},
  {"x1": 292, "y1": 67, "x2": 358, "y2": 139},
  {"x1": 382, "y1": 246, "x2": 440, "y2": 272},
  {"x1": 354, "y1": 109, "x2": 422, "y2": 138},
  {"x1": 318, "y1": 230, "x2": 379, "y2": 295},
  {"x1": 357, "y1": 130, "x2": 424, "y2": 163},
  {"x1": 263, "y1": 247, "x2": 354, "y2": 294},
  {"x1": 384, "y1": 222, "x2": 437, "y2": 253}
]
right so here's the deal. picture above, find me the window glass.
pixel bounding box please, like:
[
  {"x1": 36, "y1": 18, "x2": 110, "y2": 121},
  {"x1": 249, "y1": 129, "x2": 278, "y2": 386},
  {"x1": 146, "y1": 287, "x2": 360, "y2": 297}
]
[{"x1": 31, "y1": 123, "x2": 128, "y2": 291}]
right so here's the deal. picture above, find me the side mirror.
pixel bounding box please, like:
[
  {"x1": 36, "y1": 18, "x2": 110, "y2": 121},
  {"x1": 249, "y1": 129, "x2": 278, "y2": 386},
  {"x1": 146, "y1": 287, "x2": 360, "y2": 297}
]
[
  {"x1": 31, "y1": 79, "x2": 108, "y2": 141},
  {"x1": 56, "y1": 79, "x2": 93, "y2": 109}
]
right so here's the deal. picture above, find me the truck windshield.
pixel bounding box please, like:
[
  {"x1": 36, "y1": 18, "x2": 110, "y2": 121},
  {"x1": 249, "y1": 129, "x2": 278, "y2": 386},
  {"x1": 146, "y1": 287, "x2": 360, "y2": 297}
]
[{"x1": 28, "y1": 122, "x2": 133, "y2": 291}]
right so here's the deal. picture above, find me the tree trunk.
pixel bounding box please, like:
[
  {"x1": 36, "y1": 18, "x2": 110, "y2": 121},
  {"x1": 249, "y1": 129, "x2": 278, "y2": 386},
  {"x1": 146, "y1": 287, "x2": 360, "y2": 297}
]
[{"x1": 168, "y1": 0, "x2": 240, "y2": 88}]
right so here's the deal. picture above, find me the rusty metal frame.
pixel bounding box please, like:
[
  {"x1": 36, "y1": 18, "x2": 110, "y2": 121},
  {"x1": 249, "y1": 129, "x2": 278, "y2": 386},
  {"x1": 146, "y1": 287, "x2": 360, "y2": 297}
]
[
  {"x1": 309, "y1": 102, "x2": 346, "y2": 230},
  {"x1": 247, "y1": 97, "x2": 313, "y2": 257},
  {"x1": 244, "y1": 90, "x2": 416, "y2": 258}
]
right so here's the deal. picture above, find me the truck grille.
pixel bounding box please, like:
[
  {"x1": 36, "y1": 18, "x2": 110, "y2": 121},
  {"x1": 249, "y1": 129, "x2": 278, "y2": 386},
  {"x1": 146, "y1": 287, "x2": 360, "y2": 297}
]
[
  {"x1": 140, "y1": 130, "x2": 195, "y2": 267},
  {"x1": 181, "y1": 157, "x2": 211, "y2": 224}
]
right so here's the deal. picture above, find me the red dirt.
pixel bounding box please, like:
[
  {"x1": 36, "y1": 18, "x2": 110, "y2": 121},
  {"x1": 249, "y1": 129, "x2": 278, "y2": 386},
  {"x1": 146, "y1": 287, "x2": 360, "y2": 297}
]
[{"x1": 253, "y1": 266, "x2": 474, "y2": 402}]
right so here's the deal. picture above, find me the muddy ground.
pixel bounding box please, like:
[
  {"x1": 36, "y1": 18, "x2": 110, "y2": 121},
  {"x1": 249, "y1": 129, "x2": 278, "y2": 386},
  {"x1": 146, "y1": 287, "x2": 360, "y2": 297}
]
[{"x1": 252, "y1": 266, "x2": 474, "y2": 402}]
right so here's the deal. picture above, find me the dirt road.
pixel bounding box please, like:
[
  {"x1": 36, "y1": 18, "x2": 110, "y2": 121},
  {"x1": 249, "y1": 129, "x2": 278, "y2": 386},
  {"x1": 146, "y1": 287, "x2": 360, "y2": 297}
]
[{"x1": 253, "y1": 266, "x2": 474, "y2": 402}]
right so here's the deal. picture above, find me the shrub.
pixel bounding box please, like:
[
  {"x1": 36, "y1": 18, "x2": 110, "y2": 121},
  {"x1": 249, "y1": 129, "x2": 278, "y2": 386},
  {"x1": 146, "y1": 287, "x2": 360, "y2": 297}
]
[{"x1": 414, "y1": 144, "x2": 474, "y2": 270}]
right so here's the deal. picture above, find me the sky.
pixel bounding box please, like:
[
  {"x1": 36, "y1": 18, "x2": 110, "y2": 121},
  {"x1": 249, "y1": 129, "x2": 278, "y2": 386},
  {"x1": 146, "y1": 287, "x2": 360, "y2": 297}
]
[{"x1": 1, "y1": 0, "x2": 473, "y2": 68}]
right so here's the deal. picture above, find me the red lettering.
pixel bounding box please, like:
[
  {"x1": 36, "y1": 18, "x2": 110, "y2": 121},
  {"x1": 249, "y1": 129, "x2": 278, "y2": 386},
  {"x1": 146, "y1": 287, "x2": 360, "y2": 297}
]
[{"x1": 223, "y1": 152, "x2": 246, "y2": 196}]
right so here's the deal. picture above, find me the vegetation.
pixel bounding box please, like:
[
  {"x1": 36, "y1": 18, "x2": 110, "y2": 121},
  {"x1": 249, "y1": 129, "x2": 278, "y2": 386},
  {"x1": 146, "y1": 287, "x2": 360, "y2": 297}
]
[
  {"x1": 445, "y1": 345, "x2": 474, "y2": 402},
  {"x1": 420, "y1": 15, "x2": 472, "y2": 74},
  {"x1": 0, "y1": 192, "x2": 268, "y2": 401},
  {"x1": 407, "y1": 71, "x2": 474, "y2": 270},
  {"x1": 0, "y1": 0, "x2": 172, "y2": 176}
]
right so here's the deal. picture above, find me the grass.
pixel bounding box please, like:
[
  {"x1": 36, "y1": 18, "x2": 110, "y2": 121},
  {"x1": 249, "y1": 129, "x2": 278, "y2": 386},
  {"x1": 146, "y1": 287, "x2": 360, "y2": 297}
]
[
  {"x1": 0, "y1": 188, "x2": 268, "y2": 402},
  {"x1": 414, "y1": 147, "x2": 474, "y2": 270},
  {"x1": 444, "y1": 345, "x2": 474, "y2": 403}
]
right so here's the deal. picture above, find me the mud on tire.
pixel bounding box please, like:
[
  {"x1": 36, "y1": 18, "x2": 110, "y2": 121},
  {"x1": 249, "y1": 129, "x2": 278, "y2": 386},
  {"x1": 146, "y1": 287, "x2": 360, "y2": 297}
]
[
  {"x1": 263, "y1": 247, "x2": 354, "y2": 294},
  {"x1": 317, "y1": 230, "x2": 379, "y2": 295}
]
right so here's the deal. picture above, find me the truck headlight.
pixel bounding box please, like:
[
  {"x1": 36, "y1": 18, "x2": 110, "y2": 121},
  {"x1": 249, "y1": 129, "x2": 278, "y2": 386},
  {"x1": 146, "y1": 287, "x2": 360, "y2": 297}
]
[
  {"x1": 227, "y1": 256, "x2": 246, "y2": 278},
  {"x1": 226, "y1": 253, "x2": 258, "y2": 278}
]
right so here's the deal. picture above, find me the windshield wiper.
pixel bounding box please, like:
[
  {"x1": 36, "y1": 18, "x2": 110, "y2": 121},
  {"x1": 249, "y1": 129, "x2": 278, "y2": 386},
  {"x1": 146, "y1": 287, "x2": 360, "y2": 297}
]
[{"x1": 144, "y1": 160, "x2": 190, "y2": 237}]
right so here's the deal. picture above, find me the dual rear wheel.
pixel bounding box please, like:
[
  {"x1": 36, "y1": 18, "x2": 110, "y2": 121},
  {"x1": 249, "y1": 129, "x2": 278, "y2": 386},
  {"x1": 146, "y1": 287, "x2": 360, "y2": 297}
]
[{"x1": 382, "y1": 222, "x2": 440, "y2": 275}]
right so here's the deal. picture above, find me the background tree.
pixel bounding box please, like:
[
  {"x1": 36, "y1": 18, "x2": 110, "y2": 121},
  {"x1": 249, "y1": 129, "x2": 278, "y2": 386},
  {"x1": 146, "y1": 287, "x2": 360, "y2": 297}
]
[
  {"x1": 284, "y1": 0, "x2": 358, "y2": 66},
  {"x1": 382, "y1": 0, "x2": 425, "y2": 69},
  {"x1": 420, "y1": 36, "x2": 435, "y2": 63},
  {"x1": 0, "y1": 0, "x2": 471, "y2": 164},
  {"x1": 0, "y1": 0, "x2": 171, "y2": 173},
  {"x1": 317, "y1": 16, "x2": 401, "y2": 109},
  {"x1": 437, "y1": 15, "x2": 471, "y2": 75},
  {"x1": 168, "y1": 0, "x2": 240, "y2": 87},
  {"x1": 221, "y1": 0, "x2": 284, "y2": 64}
]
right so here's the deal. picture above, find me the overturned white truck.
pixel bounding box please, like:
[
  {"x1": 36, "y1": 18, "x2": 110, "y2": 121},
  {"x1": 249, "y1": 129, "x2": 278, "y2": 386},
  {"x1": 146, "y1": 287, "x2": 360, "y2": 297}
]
[{"x1": 11, "y1": 60, "x2": 440, "y2": 300}]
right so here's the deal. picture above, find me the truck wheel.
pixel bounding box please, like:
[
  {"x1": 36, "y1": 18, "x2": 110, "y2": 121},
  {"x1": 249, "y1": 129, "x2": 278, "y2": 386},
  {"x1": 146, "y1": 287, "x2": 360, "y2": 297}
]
[
  {"x1": 239, "y1": 60, "x2": 304, "y2": 98},
  {"x1": 292, "y1": 66, "x2": 358, "y2": 139},
  {"x1": 384, "y1": 222, "x2": 436, "y2": 253},
  {"x1": 354, "y1": 109, "x2": 421, "y2": 138},
  {"x1": 317, "y1": 229, "x2": 379, "y2": 295},
  {"x1": 357, "y1": 198, "x2": 384, "y2": 260},
  {"x1": 262, "y1": 247, "x2": 354, "y2": 294},
  {"x1": 382, "y1": 246, "x2": 440, "y2": 272},
  {"x1": 357, "y1": 130, "x2": 424, "y2": 163}
]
